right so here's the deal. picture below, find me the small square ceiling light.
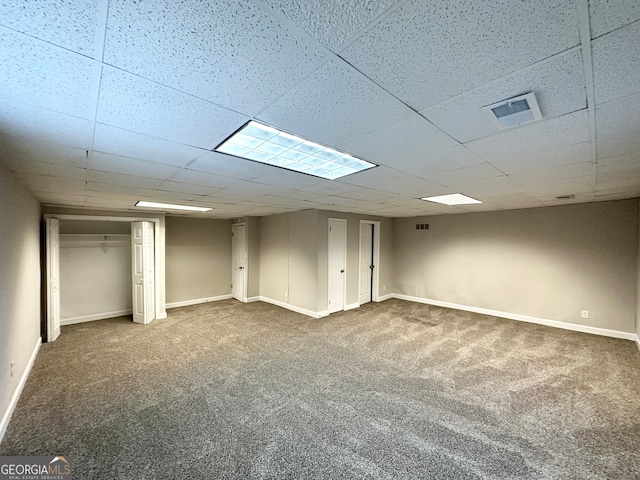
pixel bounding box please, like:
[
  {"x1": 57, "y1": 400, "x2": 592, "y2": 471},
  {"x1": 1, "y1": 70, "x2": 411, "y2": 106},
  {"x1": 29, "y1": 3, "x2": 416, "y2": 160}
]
[
  {"x1": 482, "y1": 92, "x2": 542, "y2": 129},
  {"x1": 215, "y1": 121, "x2": 376, "y2": 180},
  {"x1": 420, "y1": 193, "x2": 483, "y2": 206}
]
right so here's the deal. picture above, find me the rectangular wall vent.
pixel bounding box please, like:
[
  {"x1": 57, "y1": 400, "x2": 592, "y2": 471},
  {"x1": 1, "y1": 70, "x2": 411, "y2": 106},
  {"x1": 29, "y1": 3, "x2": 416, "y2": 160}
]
[
  {"x1": 415, "y1": 223, "x2": 429, "y2": 230},
  {"x1": 482, "y1": 92, "x2": 542, "y2": 130}
]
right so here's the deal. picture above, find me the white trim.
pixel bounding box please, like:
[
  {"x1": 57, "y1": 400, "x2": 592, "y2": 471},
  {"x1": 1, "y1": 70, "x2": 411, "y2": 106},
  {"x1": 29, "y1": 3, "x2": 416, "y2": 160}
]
[
  {"x1": 61, "y1": 309, "x2": 132, "y2": 325},
  {"x1": 231, "y1": 223, "x2": 248, "y2": 302},
  {"x1": 246, "y1": 296, "x2": 260, "y2": 303},
  {"x1": 345, "y1": 303, "x2": 360, "y2": 311},
  {"x1": 156, "y1": 312, "x2": 167, "y2": 320},
  {"x1": 635, "y1": 336, "x2": 640, "y2": 352},
  {"x1": 1, "y1": 337, "x2": 41, "y2": 444},
  {"x1": 259, "y1": 296, "x2": 322, "y2": 318},
  {"x1": 393, "y1": 294, "x2": 639, "y2": 341},
  {"x1": 376, "y1": 293, "x2": 394, "y2": 302},
  {"x1": 317, "y1": 310, "x2": 330, "y2": 318},
  {"x1": 166, "y1": 295, "x2": 233, "y2": 309}
]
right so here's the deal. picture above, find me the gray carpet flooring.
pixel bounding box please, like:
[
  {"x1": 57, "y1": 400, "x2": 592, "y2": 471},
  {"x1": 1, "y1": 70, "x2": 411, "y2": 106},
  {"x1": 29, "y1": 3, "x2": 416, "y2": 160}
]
[{"x1": 1, "y1": 299, "x2": 639, "y2": 479}]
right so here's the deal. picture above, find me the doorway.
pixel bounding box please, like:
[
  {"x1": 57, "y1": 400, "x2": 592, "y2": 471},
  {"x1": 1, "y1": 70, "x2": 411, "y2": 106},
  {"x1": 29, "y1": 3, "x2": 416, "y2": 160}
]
[
  {"x1": 359, "y1": 220, "x2": 380, "y2": 305},
  {"x1": 44, "y1": 215, "x2": 164, "y2": 341},
  {"x1": 328, "y1": 218, "x2": 346, "y2": 314},
  {"x1": 231, "y1": 223, "x2": 247, "y2": 302}
]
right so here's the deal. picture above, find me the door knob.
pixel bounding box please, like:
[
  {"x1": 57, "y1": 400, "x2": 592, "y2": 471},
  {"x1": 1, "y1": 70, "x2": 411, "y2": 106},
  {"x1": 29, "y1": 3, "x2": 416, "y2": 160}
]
[{"x1": 340, "y1": 269, "x2": 345, "y2": 273}]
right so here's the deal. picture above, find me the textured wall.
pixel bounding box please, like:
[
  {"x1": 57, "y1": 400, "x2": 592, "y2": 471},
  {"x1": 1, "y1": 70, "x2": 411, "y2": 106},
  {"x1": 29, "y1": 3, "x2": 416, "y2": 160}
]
[
  {"x1": 165, "y1": 216, "x2": 231, "y2": 304},
  {"x1": 394, "y1": 200, "x2": 638, "y2": 333},
  {"x1": 0, "y1": 165, "x2": 41, "y2": 436}
]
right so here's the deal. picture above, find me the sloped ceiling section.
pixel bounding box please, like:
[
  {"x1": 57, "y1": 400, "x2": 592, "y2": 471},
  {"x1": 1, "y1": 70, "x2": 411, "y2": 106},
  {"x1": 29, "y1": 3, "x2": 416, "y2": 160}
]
[{"x1": 0, "y1": 0, "x2": 638, "y2": 217}]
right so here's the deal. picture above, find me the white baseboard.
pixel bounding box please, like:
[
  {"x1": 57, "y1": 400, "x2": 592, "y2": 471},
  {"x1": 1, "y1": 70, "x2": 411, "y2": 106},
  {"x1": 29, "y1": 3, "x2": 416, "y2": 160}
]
[
  {"x1": 376, "y1": 293, "x2": 394, "y2": 302},
  {"x1": 61, "y1": 309, "x2": 132, "y2": 325},
  {"x1": 166, "y1": 294, "x2": 233, "y2": 309},
  {"x1": 0, "y1": 337, "x2": 41, "y2": 444},
  {"x1": 635, "y1": 335, "x2": 640, "y2": 352},
  {"x1": 317, "y1": 310, "x2": 330, "y2": 318},
  {"x1": 259, "y1": 296, "x2": 323, "y2": 319},
  {"x1": 345, "y1": 303, "x2": 359, "y2": 311},
  {"x1": 246, "y1": 296, "x2": 260, "y2": 303},
  {"x1": 393, "y1": 294, "x2": 638, "y2": 341},
  {"x1": 156, "y1": 311, "x2": 167, "y2": 320}
]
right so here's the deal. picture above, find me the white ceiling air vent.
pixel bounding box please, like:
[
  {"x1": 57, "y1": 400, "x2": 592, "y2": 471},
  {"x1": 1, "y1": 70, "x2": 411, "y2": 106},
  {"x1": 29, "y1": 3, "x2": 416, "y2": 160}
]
[{"x1": 482, "y1": 92, "x2": 542, "y2": 130}]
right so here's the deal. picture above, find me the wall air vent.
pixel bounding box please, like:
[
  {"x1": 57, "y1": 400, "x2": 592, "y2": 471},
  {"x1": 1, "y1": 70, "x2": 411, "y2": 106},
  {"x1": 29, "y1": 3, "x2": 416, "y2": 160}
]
[
  {"x1": 556, "y1": 194, "x2": 575, "y2": 199},
  {"x1": 482, "y1": 92, "x2": 542, "y2": 130}
]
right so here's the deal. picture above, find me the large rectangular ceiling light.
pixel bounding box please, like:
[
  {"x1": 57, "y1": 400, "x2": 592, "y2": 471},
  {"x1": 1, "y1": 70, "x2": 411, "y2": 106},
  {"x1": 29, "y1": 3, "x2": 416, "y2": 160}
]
[
  {"x1": 420, "y1": 194, "x2": 482, "y2": 205},
  {"x1": 215, "y1": 121, "x2": 377, "y2": 180},
  {"x1": 135, "y1": 201, "x2": 212, "y2": 212}
]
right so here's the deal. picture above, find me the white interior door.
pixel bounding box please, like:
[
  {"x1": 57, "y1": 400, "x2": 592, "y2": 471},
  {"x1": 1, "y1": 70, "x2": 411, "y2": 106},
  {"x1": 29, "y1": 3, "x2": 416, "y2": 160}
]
[
  {"x1": 359, "y1": 222, "x2": 373, "y2": 305},
  {"x1": 131, "y1": 221, "x2": 155, "y2": 324},
  {"x1": 46, "y1": 218, "x2": 61, "y2": 342},
  {"x1": 328, "y1": 218, "x2": 346, "y2": 314},
  {"x1": 231, "y1": 223, "x2": 246, "y2": 302}
]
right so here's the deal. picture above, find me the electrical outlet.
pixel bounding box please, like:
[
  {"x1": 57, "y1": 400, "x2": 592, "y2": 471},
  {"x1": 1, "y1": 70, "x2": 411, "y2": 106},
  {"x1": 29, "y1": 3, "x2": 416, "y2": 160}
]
[
  {"x1": 284, "y1": 291, "x2": 288, "y2": 299},
  {"x1": 10, "y1": 361, "x2": 14, "y2": 377},
  {"x1": 581, "y1": 310, "x2": 589, "y2": 319}
]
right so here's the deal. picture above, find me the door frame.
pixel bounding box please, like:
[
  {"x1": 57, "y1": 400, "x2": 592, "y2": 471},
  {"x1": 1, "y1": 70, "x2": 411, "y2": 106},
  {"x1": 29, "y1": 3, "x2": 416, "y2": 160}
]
[
  {"x1": 231, "y1": 222, "x2": 247, "y2": 302},
  {"x1": 328, "y1": 218, "x2": 347, "y2": 314},
  {"x1": 43, "y1": 214, "x2": 166, "y2": 340},
  {"x1": 359, "y1": 220, "x2": 380, "y2": 304}
]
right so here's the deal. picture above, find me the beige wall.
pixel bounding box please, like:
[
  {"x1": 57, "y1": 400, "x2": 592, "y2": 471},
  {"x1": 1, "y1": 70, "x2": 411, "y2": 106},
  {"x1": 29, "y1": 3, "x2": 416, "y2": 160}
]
[
  {"x1": 259, "y1": 213, "x2": 289, "y2": 304},
  {"x1": 165, "y1": 216, "x2": 231, "y2": 304},
  {"x1": 0, "y1": 165, "x2": 41, "y2": 437},
  {"x1": 394, "y1": 200, "x2": 638, "y2": 333},
  {"x1": 637, "y1": 201, "x2": 640, "y2": 341}
]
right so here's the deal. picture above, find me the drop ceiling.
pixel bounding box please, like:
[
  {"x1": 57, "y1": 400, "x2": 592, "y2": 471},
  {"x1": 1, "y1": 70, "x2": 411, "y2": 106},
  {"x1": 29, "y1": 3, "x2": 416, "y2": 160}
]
[{"x1": 0, "y1": 0, "x2": 638, "y2": 218}]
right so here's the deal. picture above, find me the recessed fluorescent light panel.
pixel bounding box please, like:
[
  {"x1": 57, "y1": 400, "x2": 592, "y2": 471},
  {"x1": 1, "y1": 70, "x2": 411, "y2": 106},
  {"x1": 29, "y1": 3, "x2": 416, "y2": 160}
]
[
  {"x1": 135, "y1": 201, "x2": 211, "y2": 212},
  {"x1": 421, "y1": 194, "x2": 483, "y2": 206},
  {"x1": 215, "y1": 121, "x2": 376, "y2": 180},
  {"x1": 482, "y1": 92, "x2": 542, "y2": 129}
]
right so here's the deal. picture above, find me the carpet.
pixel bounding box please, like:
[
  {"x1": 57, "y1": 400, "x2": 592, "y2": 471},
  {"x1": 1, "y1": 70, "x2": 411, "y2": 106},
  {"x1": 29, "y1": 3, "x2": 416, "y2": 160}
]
[{"x1": 1, "y1": 299, "x2": 639, "y2": 479}]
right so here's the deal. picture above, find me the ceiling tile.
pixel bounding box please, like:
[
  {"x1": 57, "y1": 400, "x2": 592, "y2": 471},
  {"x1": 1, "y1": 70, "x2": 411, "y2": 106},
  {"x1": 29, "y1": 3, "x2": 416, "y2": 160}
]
[
  {"x1": 170, "y1": 169, "x2": 246, "y2": 189},
  {"x1": 0, "y1": 100, "x2": 92, "y2": 149},
  {"x1": 103, "y1": 0, "x2": 328, "y2": 114},
  {"x1": 88, "y1": 170, "x2": 163, "y2": 189},
  {"x1": 392, "y1": 145, "x2": 485, "y2": 176},
  {"x1": 187, "y1": 152, "x2": 275, "y2": 180},
  {"x1": 15, "y1": 173, "x2": 87, "y2": 194},
  {"x1": 465, "y1": 110, "x2": 590, "y2": 164},
  {"x1": 597, "y1": 152, "x2": 640, "y2": 174},
  {"x1": 592, "y1": 21, "x2": 640, "y2": 104},
  {"x1": 521, "y1": 175, "x2": 595, "y2": 197},
  {"x1": 337, "y1": 111, "x2": 457, "y2": 166},
  {"x1": 595, "y1": 92, "x2": 640, "y2": 139},
  {"x1": 509, "y1": 162, "x2": 595, "y2": 186},
  {"x1": 1, "y1": 158, "x2": 87, "y2": 180},
  {"x1": 96, "y1": 67, "x2": 248, "y2": 149},
  {"x1": 257, "y1": 59, "x2": 410, "y2": 147},
  {"x1": 341, "y1": 0, "x2": 580, "y2": 110},
  {"x1": 596, "y1": 133, "x2": 640, "y2": 159},
  {"x1": 421, "y1": 50, "x2": 586, "y2": 143},
  {"x1": 425, "y1": 164, "x2": 505, "y2": 187},
  {"x1": 93, "y1": 124, "x2": 205, "y2": 167},
  {"x1": 489, "y1": 142, "x2": 592, "y2": 174},
  {"x1": 589, "y1": 0, "x2": 640, "y2": 39},
  {"x1": 0, "y1": 134, "x2": 88, "y2": 168},
  {"x1": 0, "y1": 0, "x2": 100, "y2": 55},
  {"x1": 260, "y1": 0, "x2": 400, "y2": 51},
  {"x1": 157, "y1": 181, "x2": 221, "y2": 196},
  {"x1": 89, "y1": 152, "x2": 181, "y2": 180},
  {"x1": 0, "y1": 28, "x2": 96, "y2": 118}
]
